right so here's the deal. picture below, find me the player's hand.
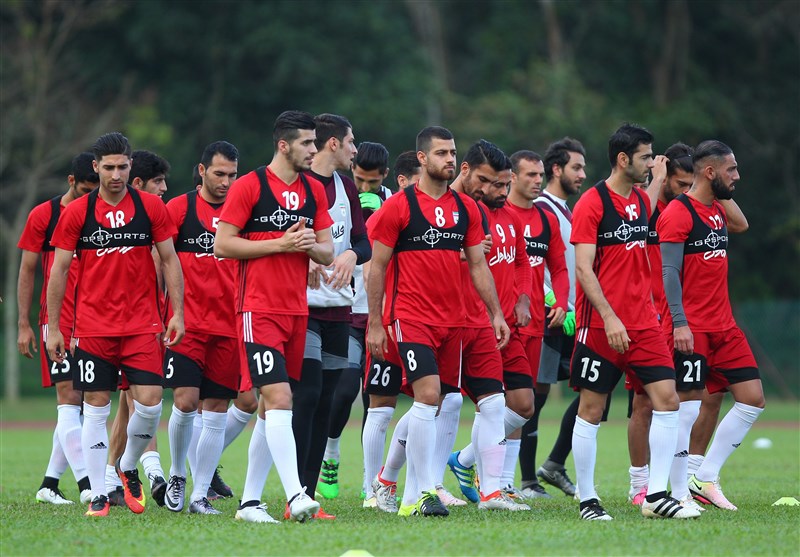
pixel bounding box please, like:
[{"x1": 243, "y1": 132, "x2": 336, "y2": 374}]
[
  {"x1": 17, "y1": 323, "x2": 37, "y2": 359},
  {"x1": 673, "y1": 325, "x2": 694, "y2": 355},
  {"x1": 326, "y1": 250, "x2": 357, "y2": 290},
  {"x1": 544, "y1": 290, "x2": 556, "y2": 307},
  {"x1": 514, "y1": 297, "x2": 531, "y2": 328},
  {"x1": 359, "y1": 191, "x2": 382, "y2": 211},
  {"x1": 284, "y1": 219, "x2": 316, "y2": 252},
  {"x1": 562, "y1": 311, "x2": 576, "y2": 336},
  {"x1": 308, "y1": 260, "x2": 326, "y2": 289},
  {"x1": 604, "y1": 314, "x2": 630, "y2": 354},
  {"x1": 481, "y1": 234, "x2": 492, "y2": 254},
  {"x1": 547, "y1": 306, "x2": 566, "y2": 329},
  {"x1": 366, "y1": 322, "x2": 387, "y2": 360},
  {"x1": 46, "y1": 328, "x2": 66, "y2": 364},
  {"x1": 651, "y1": 155, "x2": 668, "y2": 185},
  {"x1": 164, "y1": 315, "x2": 185, "y2": 347},
  {"x1": 492, "y1": 314, "x2": 510, "y2": 350}
]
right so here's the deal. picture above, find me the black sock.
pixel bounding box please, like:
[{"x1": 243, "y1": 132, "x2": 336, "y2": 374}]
[
  {"x1": 645, "y1": 490, "x2": 667, "y2": 503},
  {"x1": 77, "y1": 476, "x2": 91, "y2": 493},
  {"x1": 328, "y1": 366, "x2": 361, "y2": 440},
  {"x1": 519, "y1": 392, "x2": 548, "y2": 483},
  {"x1": 305, "y1": 368, "x2": 344, "y2": 496},
  {"x1": 547, "y1": 395, "x2": 580, "y2": 466},
  {"x1": 40, "y1": 476, "x2": 59, "y2": 491},
  {"x1": 291, "y1": 359, "x2": 323, "y2": 486}
]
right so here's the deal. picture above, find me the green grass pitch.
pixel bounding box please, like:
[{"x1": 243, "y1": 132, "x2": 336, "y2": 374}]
[{"x1": 1, "y1": 396, "x2": 798, "y2": 556}]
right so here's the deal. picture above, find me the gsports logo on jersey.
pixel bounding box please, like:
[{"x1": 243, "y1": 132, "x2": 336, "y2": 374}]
[
  {"x1": 252, "y1": 208, "x2": 314, "y2": 230},
  {"x1": 599, "y1": 222, "x2": 648, "y2": 243},
  {"x1": 689, "y1": 229, "x2": 727, "y2": 250},
  {"x1": 81, "y1": 227, "x2": 148, "y2": 247},
  {"x1": 183, "y1": 231, "x2": 215, "y2": 252},
  {"x1": 414, "y1": 226, "x2": 465, "y2": 247}
]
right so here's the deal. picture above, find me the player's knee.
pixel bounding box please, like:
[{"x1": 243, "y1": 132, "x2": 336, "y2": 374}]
[{"x1": 234, "y1": 392, "x2": 258, "y2": 414}]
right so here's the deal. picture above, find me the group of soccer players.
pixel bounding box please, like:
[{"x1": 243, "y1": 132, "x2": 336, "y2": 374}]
[{"x1": 17, "y1": 111, "x2": 765, "y2": 523}]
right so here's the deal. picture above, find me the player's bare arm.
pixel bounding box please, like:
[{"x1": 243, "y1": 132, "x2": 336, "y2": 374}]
[
  {"x1": 366, "y1": 240, "x2": 392, "y2": 358},
  {"x1": 214, "y1": 220, "x2": 313, "y2": 259},
  {"x1": 306, "y1": 225, "x2": 334, "y2": 266},
  {"x1": 720, "y1": 199, "x2": 749, "y2": 233},
  {"x1": 513, "y1": 292, "x2": 531, "y2": 328},
  {"x1": 155, "y1": 238, "x2": 185, "y2": 346},
  {"x1": 644, "y1": 155, "x2": 668, "y2": 215},
  {"x1": 574, "y1": 242, "x2": 630, "y2": 354},
  {"x1": 464, "y1": 243, "x2": 510, "y2": 349},
  {"x1": 546, "y1": 305, "x2": 567, "y2": 329},
  {"x1": 660, "y1": 240, "x2": 693, "y2": 355},
  {"x1": 45, "y1": 248, "x2": 73, "y2": 363},
  {"x1": 325, "y1": 249, "x2": 358, "y2": 290},
  {"x1": 16, "y1": 250, "x2": 39, "y2": 358}
]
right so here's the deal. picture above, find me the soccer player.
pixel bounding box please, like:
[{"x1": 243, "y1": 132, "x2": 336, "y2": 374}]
[
  {"x1": 322, "y1": 141, "x2": 391, "y2": 502},
  {"x1": 505, "y1": 149, "x2": 570, "y2": 499},
  {"x1": 393, "y1": 150, "x2": 423, "y2": 189},
  {"x1": 367, "y1": 126, "x2": 509, "y2": 517},
  {"x1": 46, "y1": 132, "x2": 184, "y2": 517},
  {"x1": 162, "y1": 140, "x2": 241, "y2": 514},
  {"x1": 569, "y1": 123, "x2": 699, "y2": 520},
  {"x1": 214, "y1": 110, "x2": 333, "y2": 524},
  {"x1": 130, "y1": 150, "x2": 169, "y2": 197},
  {"x1": 529, "y1": 138, "x2": 587, "y2": 498},
  {"x1": 17, "y1": 152, "x2": 98, "y2": 505},
  {"x1": 447, "y1": 140, "x2": 533, "y2": 511},
  {"x1": 658, "y1": 140, "x2": 763, "y2": 511},
  {"x1": 292, "y1": 113, "x2": 369, "y2": 519}
]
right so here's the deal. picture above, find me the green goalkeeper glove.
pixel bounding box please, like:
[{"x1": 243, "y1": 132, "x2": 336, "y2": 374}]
[
  {"x1": 359, "y1": 191, "x2": 382, "y2": 211},
  {"x1": 544, "y1": 291, "x2": 556, "y2": 307},
  {"x1": 563, "y1": 311, "x2": 576, "y2": 336}
]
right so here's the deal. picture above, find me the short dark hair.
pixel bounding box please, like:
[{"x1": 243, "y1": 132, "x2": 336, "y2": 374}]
[
  {"x1": 273, "y1": 110, "x2": 316, "y2": 149},
  {"x1": 314, "y1": 113, "x2": 352, "y2": 150},
  {"x1": 416, "y1": 126, "x2": 454, "y2": 154},
  {"x1": 664, "y1": 142, "x2": 694, "y2": 177},
  {"x1": 355, "y1": 142, "x2": 389, "y2": 172},
  {"x1": 201, "y1": 140, "x2": 238, "y2": 168},
  {"x1": 393, "y1": 150, "x2": 421, "y2": 183},
  {"x1": 509, "y1": 150, "x2": 542, "y2": 174},
  {"x1": 463, "y1": 139, "x2": 508, "y2": 172},
  {"x1": 92, "y1": 132, "x2": 131, "y2": 160},
  {"x1": 692, "y1": 140, "x2": 734, "y2": 173},
  {"x1": 71, "y1": 152, "x2": 99, "y2": 183},
  {"x1": 543, "y1": 137, "x2": 586, "y2": 180},
  {"x1": 129, "y1": 150, "x2": 170, "y2": 185},
  {"x1": 608, "y1": 123, "x2": 654, "y2": 167},
  {"x1": 192, "y1": 164, "x2": 202, "y2": 187}
]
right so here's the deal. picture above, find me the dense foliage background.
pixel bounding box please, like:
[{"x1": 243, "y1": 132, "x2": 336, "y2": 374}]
[{"x1": 1, "y1": 0, "x2": 798, "y2": 398}]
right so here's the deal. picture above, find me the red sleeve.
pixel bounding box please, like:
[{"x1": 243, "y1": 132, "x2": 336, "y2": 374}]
[
  {"x1": 219, "y1": 173, "x2": 258, "y2": 230},
  {"x1": 570, "y1": 188, "x2": 602, "y2": 245},
  {"x1": 544, "y1": 212, "x2": 569, "y2": 310},
  {"x1": 343, "y1": 175, "x2": 367, "y2": 238},
  {"x1": 512, "y1": 212, "x2": 532, "y2": 298},
  {"x1": 143, "y1": 193, "x2": 177, "y2": 243},
  {"x1": 656, "y1": 201, "x2": 692, "y2": 243},
  {"x1": 166, "y1": 195, "x2": 188, "y2": 243},
  {"x1": 461, "y1": 194, "x2": 485, "y2": 248},
  {"x1": 51, "y1": 197, "x2": 87, "y2": 251},
  {"x1": 17, "y1": 202, "x2": 51, "y2": 252},
  {"x1": 310, "y1": 181, "x2": 334, "y2": 231},
  {"x1": 369, "y1": 194, "x2": 404, "y2": 248}
]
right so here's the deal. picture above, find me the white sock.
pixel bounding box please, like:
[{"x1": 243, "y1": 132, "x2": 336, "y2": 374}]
[
  {"x1": 504, "y1": 407, "x2": 528, "y2": 436},
  {"x1": 56, "y1": 404, "x2": 86, "y2": 481},
  {"x1": 240, "y1": 416, "x2": 273, "y2": 504},
  {"x1": 382, "y1": 409, "x2": 410, "y2": 484},
  {"x1": 140, "y1": 451, "x2": 165, "y2": 484},
  {"x1": 647, "y1": 410, "x2": 679, "y2": 496},
  {"x1": 670, "y1": 400, "x2": 701, "y2": 499},
  {"x1": 432, "y1": 392, "x2": 462, "y2": 486},
  {"x1": 402, "y1": 446, "x2": 418, "y2": 507},
  {"x1": 572, "y1": 416, "x2": 600, "y2": 503},
  {"x1": 223, "y1": 405, "x2": 252, "y2": 450},
  {"x1": 363, "y1": 407, "x2": 394, "y2": 497},
  {"x1": 696, "y1": 402, "x2": 763, "y2": 482},
  {"x1": 106, "y1": 464, "x2": 121, "y2": 491},
  {"x1": 501, "y1": 438, "x2": 521, "y2": 487},
  {"x1": 168, "y1": 405, "x2": 197, "y2": 478},
  {"x1": 264, "y1": 409, "x2": 303, "y2": 501},
  {"x1": 476, "y1": 393, "x2": 505, "y2": 496},
  {"x1": 324, "y1": 437, "x2": 341, "y2": 462},
  {"x1": 187, "y1": 413, "x2": 203, "y2": 478},
  {"x1": 82, "y1": 402, "x2": 111, "y2": 499},
  {"x1": 629, "y1": 464, "x2": 649, "y2": 490},
  {"x1": 456, "y1": 413, "x2": 481, "y2": 468},
  {"x1": 121, "y1": 400, "x2": 162, "y2": 472},
  {"x1": 687, "y1": 454, "x2": 704, "y2": 477},
  {"x1": 406, "y1": 401, "x2": 437, "y2": 498},
  {"x1": 44, "y1": 426, "x2": 68, "y2": 480},
  {"x1": 189, "y1": 410, "x2": 226, "y2": 502}
]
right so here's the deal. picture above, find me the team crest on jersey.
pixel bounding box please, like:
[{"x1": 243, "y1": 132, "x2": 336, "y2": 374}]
[
  {"x1": 339, "y1": 202, "x2": 347, "y2": 217},
  {"x1": 452, "y1": 212, "x2": 459, "y2": 224}
]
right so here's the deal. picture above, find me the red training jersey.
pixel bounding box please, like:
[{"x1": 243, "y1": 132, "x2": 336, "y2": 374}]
[
  {"x1": 218, "y1": 166, "x2": 333, "y2": 316},
  {"x1": 656, "y1": 194, "x2": 735, "y2": 332},
  {"x1": 369, "y1": 185, "x2": 485, "y2": 328},
  {"x1": 166, "y1": 191, "x2": 236, "y2": 337},
  {"x1": 50, "y1": 188, "x2": 176, "y2": 337},
  {"x1": 570, "y1": 182, "x2": 658, "y2": 331},
  {"x1": 648, "y1": 198, "x2": 669, "y2": 326}
]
